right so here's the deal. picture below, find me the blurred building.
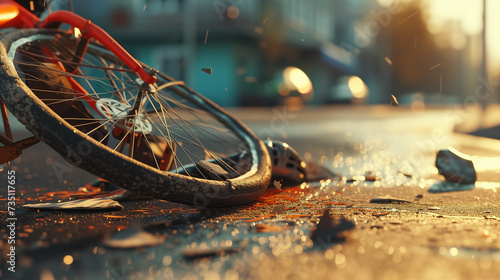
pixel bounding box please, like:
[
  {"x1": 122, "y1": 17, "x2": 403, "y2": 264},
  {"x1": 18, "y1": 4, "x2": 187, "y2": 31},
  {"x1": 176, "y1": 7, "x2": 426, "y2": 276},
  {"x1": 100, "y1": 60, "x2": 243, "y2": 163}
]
[{"x1": 73, "y1": 0, "x2": 377, "y2": 107}]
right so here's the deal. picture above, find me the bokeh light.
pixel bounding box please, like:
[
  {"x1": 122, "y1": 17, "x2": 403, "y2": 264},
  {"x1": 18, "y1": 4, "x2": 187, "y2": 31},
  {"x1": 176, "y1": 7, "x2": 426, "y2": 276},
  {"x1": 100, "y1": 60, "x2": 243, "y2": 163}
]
[
  {"x1": 227, "y1": 6, "x2": 240, "y2": 20},
  {"x1": 283, "y1": 67, "x2": 313, "y2": 94},
  {"x1": 63, "y1": 255, "x2": 74, "y2": 265},
  {"x1": 348, "y1": 76, "x2": 368, "y2": 99}
]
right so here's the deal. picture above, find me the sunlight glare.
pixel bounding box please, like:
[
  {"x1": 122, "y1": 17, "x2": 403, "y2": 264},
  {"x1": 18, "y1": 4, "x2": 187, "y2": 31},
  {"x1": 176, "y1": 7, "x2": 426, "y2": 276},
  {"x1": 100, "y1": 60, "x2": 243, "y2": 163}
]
[
  {"x1": 423, "y1": 0, "x2": 482, "y2": 39},
  {"x1": 421, "y1": 0, "x2": 500, "y2": 73}
]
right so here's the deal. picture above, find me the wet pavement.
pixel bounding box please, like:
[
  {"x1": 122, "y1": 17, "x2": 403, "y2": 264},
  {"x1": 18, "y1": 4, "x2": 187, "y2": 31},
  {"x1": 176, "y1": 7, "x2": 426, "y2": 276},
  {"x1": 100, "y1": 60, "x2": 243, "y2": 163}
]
[{"x1": 2, "y1": 105, "x2": 500, "y2": 280}]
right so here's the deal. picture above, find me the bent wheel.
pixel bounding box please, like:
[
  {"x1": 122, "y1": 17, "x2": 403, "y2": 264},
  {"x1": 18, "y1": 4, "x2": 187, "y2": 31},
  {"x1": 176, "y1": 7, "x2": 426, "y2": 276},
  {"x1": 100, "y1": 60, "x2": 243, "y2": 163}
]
[{"x1": 0, "y1": 29, "x2": 271, "y2": 206}]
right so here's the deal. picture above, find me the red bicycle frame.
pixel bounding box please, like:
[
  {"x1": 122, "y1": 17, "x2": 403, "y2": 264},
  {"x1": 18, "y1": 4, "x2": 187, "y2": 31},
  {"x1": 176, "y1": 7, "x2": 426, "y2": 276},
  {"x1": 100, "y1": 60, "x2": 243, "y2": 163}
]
[
  {"x1": 0, "y1": 0, "x2": 157, "y2": 164},
  {"x1": 0, "y1": 0, "x2": 156, "y2": 85}
]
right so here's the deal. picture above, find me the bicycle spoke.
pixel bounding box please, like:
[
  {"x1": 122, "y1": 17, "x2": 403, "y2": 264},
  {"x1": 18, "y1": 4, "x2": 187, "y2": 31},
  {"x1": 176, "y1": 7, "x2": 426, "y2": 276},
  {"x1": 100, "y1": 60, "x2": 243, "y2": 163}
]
[{"x1": 13, "y1": 34, "x2": 253, "y2": 181}]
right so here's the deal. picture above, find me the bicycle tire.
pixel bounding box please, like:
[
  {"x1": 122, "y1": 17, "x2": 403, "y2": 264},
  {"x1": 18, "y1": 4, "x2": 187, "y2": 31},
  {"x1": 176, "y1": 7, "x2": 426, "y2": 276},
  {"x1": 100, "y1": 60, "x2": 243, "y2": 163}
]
[{"x1": 0, "y1": 29, "x2": 272, "y2": 207}]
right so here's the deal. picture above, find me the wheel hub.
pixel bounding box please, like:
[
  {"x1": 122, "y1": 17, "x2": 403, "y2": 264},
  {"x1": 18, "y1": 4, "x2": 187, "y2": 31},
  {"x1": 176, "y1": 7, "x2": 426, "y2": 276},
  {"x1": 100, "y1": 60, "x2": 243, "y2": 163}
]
[{"x1": 95, "y1": 98, "x2": 152, "y2": 134}]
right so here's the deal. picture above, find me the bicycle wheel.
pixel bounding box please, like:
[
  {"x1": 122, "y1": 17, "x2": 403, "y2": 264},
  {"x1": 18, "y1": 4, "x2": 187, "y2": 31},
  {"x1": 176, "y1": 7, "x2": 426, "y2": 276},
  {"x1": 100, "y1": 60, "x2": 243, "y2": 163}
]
[{"x1": 0, "y1": 29, "x2": 271, "y2": 206}]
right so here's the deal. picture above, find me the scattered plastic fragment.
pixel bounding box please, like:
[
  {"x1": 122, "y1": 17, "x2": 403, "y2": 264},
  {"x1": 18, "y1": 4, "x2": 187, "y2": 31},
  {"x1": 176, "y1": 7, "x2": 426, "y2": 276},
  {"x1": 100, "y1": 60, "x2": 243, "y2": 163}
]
[
  {"x1": 310, "y1": 210, "x2": 355, "y2": 244},
  {"x1": 103, "y1": 227, "x2": 164, "y2": 249},
  {"x1": 391, "y1": 95, "x2": 398, "y2": 106},
  {"x1": 273, "y1": 180, "x2": 282, "y2": 190},
  {"x1": 435, "y1": 148, "x2": 476, "y2": 184},
  {"x1": 428, "y1": 206, "x2": 441, "y2": 210},
  {"x1": 201, "y1": 68, "x2": 213, "y2": 75},
  {"x1": 370, "y1": 195, "x2": 411, "y2": 204},
  {"x1": 23, "y1": 197, "x2": 123, "y2": 210},
  {"x1": 428, "y1": 182, "x2": 475, "y2": 193}
]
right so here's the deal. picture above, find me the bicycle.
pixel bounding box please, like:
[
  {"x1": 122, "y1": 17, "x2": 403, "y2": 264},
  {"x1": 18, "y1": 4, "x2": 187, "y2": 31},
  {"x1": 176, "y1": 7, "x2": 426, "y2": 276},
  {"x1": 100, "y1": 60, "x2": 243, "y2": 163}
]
[{"x1": 0, "y1": 0, "x2": 273, "y2": 206}]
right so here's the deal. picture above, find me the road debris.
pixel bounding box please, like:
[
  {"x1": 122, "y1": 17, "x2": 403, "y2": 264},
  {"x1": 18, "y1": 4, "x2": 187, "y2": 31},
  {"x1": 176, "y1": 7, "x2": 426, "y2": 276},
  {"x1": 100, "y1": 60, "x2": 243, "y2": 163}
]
[
  {"x1": 273, "y1": 180, "x2": 282, "y2": 190},
  {"x1": 370, "y1": 195, "x2": 411, "y2": 204},
  {"x1": 201, "y1": 68, "x2": 213, "y2": 75},
  {"x1": 310, "y1": 210, "x2": 355, "y2": 244},
  {"x1": 435, "y1": 148, "x2": 476, "y2": 184},
  {"x1": 399, "y1": 171, "x2": 412, "y2": 178},
  {"x1": 364, "y1": 171, "x2": 379, "y2": 181},
  {"x1": 182, "y1": 246, "x2": 240, "y2": 260},
  {"x1": 391, "y1": 95, "x2": 398, "y2": 106},
  {"x1": 23, "y1": 197, "x2": 123, "y2": 210}
]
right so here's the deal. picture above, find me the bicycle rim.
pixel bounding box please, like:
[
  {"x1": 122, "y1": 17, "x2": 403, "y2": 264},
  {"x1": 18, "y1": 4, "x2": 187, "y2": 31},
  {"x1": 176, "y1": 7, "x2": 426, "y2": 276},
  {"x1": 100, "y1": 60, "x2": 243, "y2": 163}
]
[{"x1": 0, "y1": 29, "x2": 271, "y2": 206}]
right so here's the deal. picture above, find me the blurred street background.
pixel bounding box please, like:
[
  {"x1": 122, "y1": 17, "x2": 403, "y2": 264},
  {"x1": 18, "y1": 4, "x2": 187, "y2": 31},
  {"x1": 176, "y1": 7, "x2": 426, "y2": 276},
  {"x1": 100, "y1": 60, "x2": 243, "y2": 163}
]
[
  {"x1": 6, "y1": 1, "x2": 500, "y2": 279},
  {"x1": 64, "y1": 0, "x2": 498, "y2": 117}
]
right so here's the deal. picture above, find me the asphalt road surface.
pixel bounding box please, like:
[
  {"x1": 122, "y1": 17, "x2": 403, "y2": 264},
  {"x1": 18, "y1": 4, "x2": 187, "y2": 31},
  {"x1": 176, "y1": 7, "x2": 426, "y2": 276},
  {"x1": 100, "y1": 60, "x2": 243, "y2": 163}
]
[{"x1": 2, "y1": 105, "x2": 500, "y2": 280}]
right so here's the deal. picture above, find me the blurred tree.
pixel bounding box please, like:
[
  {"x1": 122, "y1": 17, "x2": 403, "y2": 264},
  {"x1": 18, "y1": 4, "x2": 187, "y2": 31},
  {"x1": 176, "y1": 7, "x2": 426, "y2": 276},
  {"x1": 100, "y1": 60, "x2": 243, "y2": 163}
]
[
  {"x1": 387, "y1": 4, "x2": 444, "y2": 94},
  {"x1": 361, "y1": 1, "x2": 478, "y2": 105}
]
